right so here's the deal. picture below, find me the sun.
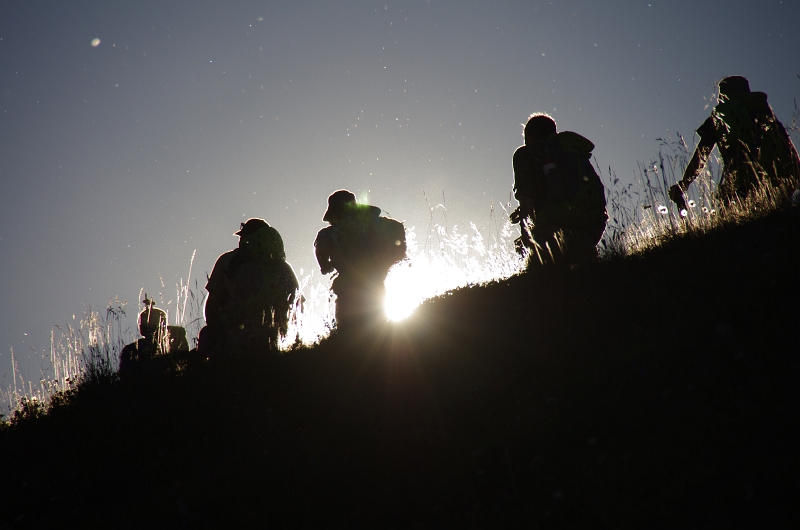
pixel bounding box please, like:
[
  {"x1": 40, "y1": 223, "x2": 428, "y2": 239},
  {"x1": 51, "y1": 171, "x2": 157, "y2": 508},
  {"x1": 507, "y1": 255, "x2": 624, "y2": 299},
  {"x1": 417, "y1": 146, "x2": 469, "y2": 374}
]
[
  {"x1": 383, "y1": 262, "x2": 419, "y2": 321},
  {"x1": 383, "y1": 259, "x2": 445, "y2": 321},
  {"x1": 383, "y1": 256, "x2": 469, "y2": 322}
]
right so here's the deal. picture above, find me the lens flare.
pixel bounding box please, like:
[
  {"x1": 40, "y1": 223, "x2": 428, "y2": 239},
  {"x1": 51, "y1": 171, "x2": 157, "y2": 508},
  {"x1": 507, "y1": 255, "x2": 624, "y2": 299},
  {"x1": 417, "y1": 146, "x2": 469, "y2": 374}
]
[
  {"x1": 384, "y1": 223, "x2": 523, "y2": 321},
  {"x1": 384, "y1": 258, "x2": 455, "y2": 321},
  {"x1": 281, "y1": 221, "x2": 523, "y2": 346}
]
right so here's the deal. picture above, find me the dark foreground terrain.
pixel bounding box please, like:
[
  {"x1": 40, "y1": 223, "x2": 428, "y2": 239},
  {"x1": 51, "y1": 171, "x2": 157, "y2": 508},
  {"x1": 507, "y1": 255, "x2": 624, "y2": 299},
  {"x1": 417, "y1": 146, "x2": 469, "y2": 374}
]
[{"x1": 2, "y1": 206, "x2": 799, "y2": 529}]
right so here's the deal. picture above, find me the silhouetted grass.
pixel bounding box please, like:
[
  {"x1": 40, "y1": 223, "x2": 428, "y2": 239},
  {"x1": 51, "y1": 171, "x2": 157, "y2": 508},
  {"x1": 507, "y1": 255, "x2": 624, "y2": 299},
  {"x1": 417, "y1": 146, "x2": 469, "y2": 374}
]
[
  {"x1": 3, "y1": 121, "x2": 800, "y2": 527},
  {"x1": 2, "y1": 197, "x2": 798, "y2": 528},
  {"x1": 0, "y1": 300, "x2": 128, "y2": 424}
]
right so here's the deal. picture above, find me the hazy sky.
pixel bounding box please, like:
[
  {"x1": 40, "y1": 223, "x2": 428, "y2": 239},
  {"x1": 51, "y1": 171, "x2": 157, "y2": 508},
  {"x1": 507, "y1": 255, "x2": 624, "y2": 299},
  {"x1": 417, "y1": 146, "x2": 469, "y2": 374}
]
[{"x1": 2, "y1": 0, "x2": 799, "y2": 382}]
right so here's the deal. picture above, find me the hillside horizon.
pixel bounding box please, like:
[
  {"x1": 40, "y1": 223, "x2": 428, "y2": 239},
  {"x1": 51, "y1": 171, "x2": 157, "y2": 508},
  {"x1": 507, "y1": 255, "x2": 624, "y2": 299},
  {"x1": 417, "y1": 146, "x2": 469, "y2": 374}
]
[{"x1": 2, "y1": 203, "x2": 799, "y2": 528}]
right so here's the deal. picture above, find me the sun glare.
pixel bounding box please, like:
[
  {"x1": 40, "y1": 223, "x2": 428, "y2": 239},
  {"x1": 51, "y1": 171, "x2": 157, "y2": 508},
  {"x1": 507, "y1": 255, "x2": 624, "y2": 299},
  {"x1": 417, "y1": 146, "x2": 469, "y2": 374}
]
[
  {"x1": 384, "y1": 223, "x2": 524, "y2": 321},
  {"x1": 384, "y1": 259, "x2": 438, "y2": 321},
  {"x1": 279, "y1": 222, "x2": 524, "y2": 346}
]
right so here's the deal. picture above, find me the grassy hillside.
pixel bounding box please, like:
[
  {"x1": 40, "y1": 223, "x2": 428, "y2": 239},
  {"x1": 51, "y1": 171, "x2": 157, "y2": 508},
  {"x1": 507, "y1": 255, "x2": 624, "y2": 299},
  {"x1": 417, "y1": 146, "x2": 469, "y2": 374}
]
[{"x1": 2, "y1": 204, "x2": 799, "y2": 529}]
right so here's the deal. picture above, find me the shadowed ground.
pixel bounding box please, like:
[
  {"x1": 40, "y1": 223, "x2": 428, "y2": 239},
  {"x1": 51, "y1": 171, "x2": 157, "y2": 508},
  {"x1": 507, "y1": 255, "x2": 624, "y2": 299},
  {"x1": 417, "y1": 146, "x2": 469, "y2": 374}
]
[{"x1": 2, "y1": 206, "x2": 799, "y2": 528}]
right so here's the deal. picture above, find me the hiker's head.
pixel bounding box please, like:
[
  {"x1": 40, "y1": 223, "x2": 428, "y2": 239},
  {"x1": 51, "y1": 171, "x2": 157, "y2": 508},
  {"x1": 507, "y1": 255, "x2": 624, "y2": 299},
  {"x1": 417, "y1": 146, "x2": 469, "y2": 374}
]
[
  {"x1": 235, "y1": 218, "x2": 270, "y2": 240},
  {"x1": 523, "y1": 113, "x2": 557, "y2": 145},
  {"x1": 718, "y1": 76, "x2": 751, "y2": 99},
  {"x1": 323, "y1": 189, "x2": 357, "y2": 223},
  {"x1": 241, "y1": 225, "x2": 287, "y2": 261}
]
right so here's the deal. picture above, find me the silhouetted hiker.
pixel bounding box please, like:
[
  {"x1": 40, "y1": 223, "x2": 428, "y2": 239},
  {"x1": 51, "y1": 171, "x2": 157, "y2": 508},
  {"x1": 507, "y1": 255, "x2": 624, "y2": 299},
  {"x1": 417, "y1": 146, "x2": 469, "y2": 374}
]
[
  {"x1": 314, "y1": 190, "x2": 406, "y2": 329},
  {"x1": 202, "y1": 218, "x2": 299, "y2": 354},
  {"x1": 119, "y1": 296, "x2": 167, "y2": 374},
  {"x1": 511, "y1": 113, "x2": 607, "y2": 266},
  {"x1": 669, "y1": 75, "x2": 800, "y2": 211}
]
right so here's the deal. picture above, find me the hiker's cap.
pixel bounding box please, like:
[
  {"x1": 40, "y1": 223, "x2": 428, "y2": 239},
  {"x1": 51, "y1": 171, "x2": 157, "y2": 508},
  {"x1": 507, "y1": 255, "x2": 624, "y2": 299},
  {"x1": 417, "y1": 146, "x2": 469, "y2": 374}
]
[
  {"x1": 718, "y1": 76, "x2": 750, "y2": 97},
  {"x1": 235, "y1": 218, "x2": 270, "y2": 237},
  {"x1": 323, "y1": 190, "x2": 357, "y2": 222}
]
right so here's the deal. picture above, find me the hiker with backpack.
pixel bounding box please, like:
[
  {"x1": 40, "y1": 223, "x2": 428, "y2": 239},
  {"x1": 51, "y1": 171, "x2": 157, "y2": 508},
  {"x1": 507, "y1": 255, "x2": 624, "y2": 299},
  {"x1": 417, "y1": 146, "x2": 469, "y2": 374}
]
[
  {"x1": 511, "y1": 113, "x2": 608, "y2": 266},
  {"x1": 314, "y1": 190, "x2": 407, "y2": 329},
  {"x1": 202, "y1": 218, "x2": 300, "y2": 354},
  {"x1": 669, "y1": 76, "x2": 800, "y2": 211}
]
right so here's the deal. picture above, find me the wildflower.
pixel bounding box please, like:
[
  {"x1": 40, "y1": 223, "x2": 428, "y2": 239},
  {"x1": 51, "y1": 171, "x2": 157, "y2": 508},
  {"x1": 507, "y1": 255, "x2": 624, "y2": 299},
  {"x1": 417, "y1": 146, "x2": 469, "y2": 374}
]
[
  {"x1": 688, "y1": 200, "x2": 696, "y2": 208},
  {"x1": 657, "y1": 205, "x2": 668, "y2": 215},
  {"x1": 680, "y1": 209, "x2": 688, "y2": 217}
]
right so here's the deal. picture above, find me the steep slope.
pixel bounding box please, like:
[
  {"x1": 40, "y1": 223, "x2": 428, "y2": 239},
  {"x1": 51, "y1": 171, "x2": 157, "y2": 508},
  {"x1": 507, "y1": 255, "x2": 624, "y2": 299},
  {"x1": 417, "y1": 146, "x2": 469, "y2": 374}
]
[{"x1": 2, "y1": 206, "x2": 799, "y2": 528}]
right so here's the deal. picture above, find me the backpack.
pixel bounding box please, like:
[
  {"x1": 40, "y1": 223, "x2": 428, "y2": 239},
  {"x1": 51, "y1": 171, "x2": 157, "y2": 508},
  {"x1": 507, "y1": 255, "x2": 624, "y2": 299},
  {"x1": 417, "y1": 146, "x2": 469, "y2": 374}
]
[
  {"x1": 712, "y1": 98, "x2": 757, "y2": 175},
  {"x1": 375, "y1": 216, "x2": 407, "y2": 267},
  {"x1": 743, "y1": 93, "x2": 800, "y2": 186},
  {"x1": 537, "y1": 131, "x2": 607, "y2": 228},
  {"x1": 327, "y1": 211, "x2": 407, "y2": 276},
  {"x1": 712, "y1": 92, "x2": 799, "y2": 195}
]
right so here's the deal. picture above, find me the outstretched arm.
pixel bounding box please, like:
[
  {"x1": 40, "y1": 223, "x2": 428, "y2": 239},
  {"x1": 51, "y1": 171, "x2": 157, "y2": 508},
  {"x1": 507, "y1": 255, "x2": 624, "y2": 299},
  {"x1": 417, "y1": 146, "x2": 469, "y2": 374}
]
[
  {"x1": 669, "y1": 135, "x2": 714, "y2": 210},
  {"x1": 681, "y1": 135, "x2": 714, "y2": 190}
]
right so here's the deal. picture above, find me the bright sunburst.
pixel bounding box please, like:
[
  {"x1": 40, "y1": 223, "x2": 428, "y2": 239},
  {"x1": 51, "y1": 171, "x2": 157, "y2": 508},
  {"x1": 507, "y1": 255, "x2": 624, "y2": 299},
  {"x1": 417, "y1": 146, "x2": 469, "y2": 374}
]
[
  {"x1": 384, "y1": 223, "x2": 524, "y2": 322},
  {"x1": 281, "y1": 221, "x2": 524, "y2": 345},
  {"x1": 383, "y1": 259, "x2": 440, "y2": 321}
]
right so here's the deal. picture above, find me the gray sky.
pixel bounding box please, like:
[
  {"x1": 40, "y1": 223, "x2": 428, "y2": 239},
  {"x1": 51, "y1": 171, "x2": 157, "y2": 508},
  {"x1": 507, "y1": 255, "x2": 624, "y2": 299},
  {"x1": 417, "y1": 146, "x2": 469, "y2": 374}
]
[{"x1": 2, "y1": 0, "x2": 799, "y2": 382}]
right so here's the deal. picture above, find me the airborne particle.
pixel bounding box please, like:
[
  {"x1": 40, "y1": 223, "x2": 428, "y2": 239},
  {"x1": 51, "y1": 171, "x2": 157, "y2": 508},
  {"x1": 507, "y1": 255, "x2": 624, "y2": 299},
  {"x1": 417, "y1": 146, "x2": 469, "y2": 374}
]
[{"x1": 91, "y1": 38, "x2": 101, "y2": 47}]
